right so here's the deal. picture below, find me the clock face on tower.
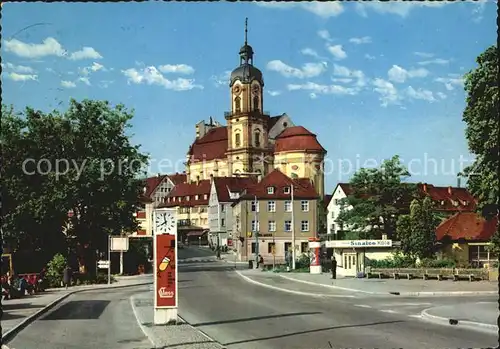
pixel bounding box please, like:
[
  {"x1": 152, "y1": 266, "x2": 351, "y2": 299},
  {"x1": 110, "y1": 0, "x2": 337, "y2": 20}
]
[
  {"x1": 252, "y1": 85, "x2": 260, "y2": 94},
  {"x1": 154, "y1": 210, "x2": 176, "y2": 235},
  {"x1": 232, "y1": 85, "x2": 241, "y2": 95}
]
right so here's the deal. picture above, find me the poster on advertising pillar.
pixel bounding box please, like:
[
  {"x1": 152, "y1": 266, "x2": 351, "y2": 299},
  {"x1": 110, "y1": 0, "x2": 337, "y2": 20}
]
[{"x1": 153, "y1": 208, "x2": 178, "y2": 309}]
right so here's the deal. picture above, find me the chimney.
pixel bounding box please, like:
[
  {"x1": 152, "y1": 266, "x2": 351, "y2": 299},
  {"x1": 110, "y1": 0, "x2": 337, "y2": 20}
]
[
  {"x1": 448, "y1": 186, "x2": 452, "y2": 195},
  {"x1": 457, "y1": 177, "x2": 461, "y2": 188},
  {"x1": 422, "y1": 183, "x2": 427, "y2": 193},
  {"x1": 157, "y1": 173, "x2": 161, "y2": 177}
]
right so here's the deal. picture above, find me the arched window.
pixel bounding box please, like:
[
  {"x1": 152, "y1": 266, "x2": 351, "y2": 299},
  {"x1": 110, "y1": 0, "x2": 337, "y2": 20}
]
[
  {"x1": 235, "y1": 97, "x2": 241, "y2": 113},
  {"x1": 291, "y1": 172, "x2": 298, "y2": 179},
  {"x1": 235, "y1": 133, "x2": 241, "y2": 147},
  {"x1": 254, "y1": 130, "x2": 260, "y2": 147},
  {"x1": 253, "y1": 96, "x2": 260, "y2": 112}
]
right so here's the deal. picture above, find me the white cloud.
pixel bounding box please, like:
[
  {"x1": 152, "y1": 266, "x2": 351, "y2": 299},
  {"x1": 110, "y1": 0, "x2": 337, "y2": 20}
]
[
  {"x1": 309, "y1": 93, "x2": 318, "y2": 99},
  {"x1": 364, "y1": 54, "x2": 376, "y2": 60},
  {"x1": 388, "y1": 65, "x2": 429, "y2": 83},
  {"x1": 349, "y1": 36, "x2": 372, "y2": 44},
  {"x1": 256, "y1": 2, "x2": 343, "y2": 18},
  {"x1": 472, "y1": 0, "x2": 487, "y2": 23},
  {"x1": 417, "y1": 58, "x2": 450, "y2": 66},
  {"x1": 355, "y1": 2, "x2": 450, "y2": 18},
  {"x1": 332, "y1": 78, "x2": 353, "y2": 84},
  {"x1": 436, "y1": 92, "x2": 447, "y2": 100},
  {"x1": 210, "y1": 70, "x2": 231, "y2": 87},
  {"x1": 318, "y1": 30, "x2": 332, "y2": 41},
  {"x1": 5, "y1": 72, "x2": 38, "y2": 82},
  {"x1": 435, "y1": 77, "x2": 464, "y2": 91},
  {"x1": 77, "y1": 77, "x2": 91, "y2": 86},
  {"x1": 301, "y1": 48, "x2": 320, "y2": 58},
  {"x1": 2, "y1": 62, "x2": 35, "y2": 73},
  {"x1": 99, "y1": 80, "x2": 114, "y2": 89},
  {"x1": 332, "y1": 64, "x2": 366, "y2": 87},
  {"x1": 158, "y1": 64, "x2": 195, "y2": 75},
  {"x1": 414, "y1": 52, "x2": 434, "y2": 58},
  {"x1": 79, "y1": 62, "x2": 107, "y2": 76},
  {"x1": 267, "y1": 90, "x2": 281, "y2": 97},
  {"x1": 406, "y1": 86, "x2": 436, "y2": 102},
  {"x1": 327, "y1": 45, "x2": 347, "y2": 60},
  {"x1": 61, "y1": 80, "x2": 76, "y2": 88},
  {"x1": 122, "y1": 66, "x2": 203, "y2": 91},
  {"x1": 69, "y1": 47, "x2": 102, "y2": 60},
  {"x1": 90, "y1": 62, "x2": 105, "y2": 72},
  {"x1": 266, "y1": 60, "x2": 327, "y2": 79},
  {"x1": 4, "y1": 37, "x2": 67, "y2": 58},
  {"x1": 287, "y1": 82, "x2": 359, "y2": 96},
  {"x1": 372, "y1": 78, "x2": 401, "y2": 107}
]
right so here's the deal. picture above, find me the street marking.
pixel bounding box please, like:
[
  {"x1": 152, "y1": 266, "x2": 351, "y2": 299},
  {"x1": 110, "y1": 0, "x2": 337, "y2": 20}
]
[
  {"x1": 355, "y1": 304, "x2": 372, "y2": 308},
  {"x1": 379, "y1": 302, "x2": 432, "y2": 306},
  {"x1": 379, "y1": 309, "x2": 398, "y2": 314},
  {"x1": 408, "y1": 314, "x2": 423, "y2": 319}
]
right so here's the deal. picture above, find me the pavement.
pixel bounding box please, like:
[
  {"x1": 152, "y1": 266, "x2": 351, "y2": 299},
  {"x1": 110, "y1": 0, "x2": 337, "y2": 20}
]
[{"x1": 2, "y1": 273, "x2": 152, "y2": 346}]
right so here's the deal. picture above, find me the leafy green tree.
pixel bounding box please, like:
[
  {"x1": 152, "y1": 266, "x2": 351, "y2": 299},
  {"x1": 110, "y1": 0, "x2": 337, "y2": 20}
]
[
  {"x1": 397, "y1": 197, "x2": 440, "y2": 260},
  {"x1": 1, "y1": 100, "x2": 148, "y2": 275},
  {"x1": 461, "y1": 45, "x2": 499, "y2": 251},
  {"x1": 317, "y1": 199, "x2": 328, "y2": 237},
  {"x1": 336, "y1": 155, "x2": 417, "y2": 240}
]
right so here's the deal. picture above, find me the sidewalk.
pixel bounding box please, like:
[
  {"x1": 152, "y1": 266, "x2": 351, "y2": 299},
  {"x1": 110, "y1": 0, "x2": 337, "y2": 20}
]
[
  {"x1": 422, "y1": 302, "x2": 498, "y2": 333},
  {"x1": 2, "y1": 274, "x2": 152, "y2": 343},
  {"x1": 276, "y1": 271, "x2": 498, "y2": 296},
  {"x1": 131, "y1": 291, "x2": 223, "y2": 349}
]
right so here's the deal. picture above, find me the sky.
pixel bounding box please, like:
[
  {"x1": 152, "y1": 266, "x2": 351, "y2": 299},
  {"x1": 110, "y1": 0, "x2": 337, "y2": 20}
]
[{"x1": 2, "y1": 1, "x2": 496, "y2": 193}]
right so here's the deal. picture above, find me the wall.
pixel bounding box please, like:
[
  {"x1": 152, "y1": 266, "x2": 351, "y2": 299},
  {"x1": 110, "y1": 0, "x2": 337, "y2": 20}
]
[
  {"x1": 188, "y1": 159, "x2": 230, "y2": 182},
  {"x1": 327, "y1": 187, "x2": 351, "y2": 237},
  {"x1": 208, "y1": 183, "x2": 219, "y2": 232},
  {"x1": 268, "y1": 114, "x2": 294, "y2": 141}
]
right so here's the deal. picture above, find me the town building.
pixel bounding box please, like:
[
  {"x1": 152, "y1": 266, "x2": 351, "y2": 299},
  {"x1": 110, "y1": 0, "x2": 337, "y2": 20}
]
[{"x1": 231, "y1": 169, "x2": 320, "y2": 262}]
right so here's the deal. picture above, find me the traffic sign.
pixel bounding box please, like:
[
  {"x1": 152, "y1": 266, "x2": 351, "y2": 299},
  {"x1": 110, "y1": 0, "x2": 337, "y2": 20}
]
[{"x1": 97, "y1": 260, "x2": 110, "y2": 269}]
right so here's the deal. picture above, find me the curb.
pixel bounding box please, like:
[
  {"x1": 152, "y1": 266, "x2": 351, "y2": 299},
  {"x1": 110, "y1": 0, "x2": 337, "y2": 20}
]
[
  {"x1": 2, "y1": 281, "x2": 152, "y2": 344},
  {"x1": 235, "y1": 271, "x2": 355, "y2": 298},
  {"x1": 278, "y1": 275, "x2": 498, "y2": 297},
  {"x1": 421, "y1": 308, "x2": 498, "y2": 333}
]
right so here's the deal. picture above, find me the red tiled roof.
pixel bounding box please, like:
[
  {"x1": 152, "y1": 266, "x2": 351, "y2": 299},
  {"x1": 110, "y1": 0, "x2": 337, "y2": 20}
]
[
  {"x1": 436, "y1": 212, "x2": 498, "y2": 241},
  {"x1": 144, "y1": 175, "x2": 167, "y2": 198},
  {"x1": 338, "y1": 183, "x2": 353, "y2": 196},
  {"x1": 240, "y1": 169, "x2": 319, "y2": 200},
  {"x1": 274, "y1": 126, "x2": 326, "y2": 153},
  {"x1": 213, "y1": 177, "x2": 257, "y2": 202},
  {"x1": 160, "y1": 179, "x2": 211, "y2": 207},
  {"x1": 167, "y1": 173, "x2": 187, "y2": 185},
  {"x1": 188, "y1": 127, "x2": 228, "y2": 162}
]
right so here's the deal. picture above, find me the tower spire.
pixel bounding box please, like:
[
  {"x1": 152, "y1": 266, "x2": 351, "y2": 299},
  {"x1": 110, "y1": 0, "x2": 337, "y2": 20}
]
[{"x1": 244, "y1": 17, "x2": 248, "y2": 46}]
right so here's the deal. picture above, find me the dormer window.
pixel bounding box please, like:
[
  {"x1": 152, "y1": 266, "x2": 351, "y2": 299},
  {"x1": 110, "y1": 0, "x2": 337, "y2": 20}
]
[
  {"x1": 283, "y1": 187, "x2": 290, "y2": 194},
  {"x1": 186, "y1": 196, "x2": 190, "y2": 201},
  {"x1": 204, "y1": 194, "x2": 208, "y2": 200},
  {"x1": 441, "y1": 200, "x2": 445, "y2": 205},
  {"x1": 267, "y1": 187, "x2": 274, "y2": 194},
  {"x1": 195, "y1": 195, "x2": 199, "y2": 200}
]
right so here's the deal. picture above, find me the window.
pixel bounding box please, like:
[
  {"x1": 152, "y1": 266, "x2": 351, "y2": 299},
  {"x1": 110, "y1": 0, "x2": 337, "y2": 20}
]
[
  {"x1": 301, "y1": 200, "x2": 309, "y2": 212},
  {"x1": 252, "y1": 220, "x2": 260, "y2": 232},
  {"x1": 235, "y1": 97, "x2": 241, "y2": 113},
  {"x1": 290, "y1": 173, "x2": 298, "y2": 179},
  {"x1": 251, "y1": 242, "x2": 256, "y2": 254},
  {"x1": 284, "y1": 200, "x2": 292, "y2": 212},
  {"x1": 221, "y1": 218, "x2": 225, "y2": 227},
  {"x1": 221, "y1": 205, "x2": 225, "y2": 212},
  {"x1": 267, "y1": 187, "x2": 274, "y2": 194},
  {"x1": 284, "y1": 220, "x2": 292, "y2": 232},
  {"x1": 235, "y1": 133, "x2": 241, "y2": 147},
  {"x1": 267, "y1": 201, "x2": 276, "y2": 212},
  {"x1": 204, "y1": 194, "x2": 208, "y2": 200},
  {"x1": 268, "y1": 242, "x2": 275, "y2": 254},
  {"x1": 253, "y1": 95, "x2": 260, "y2": 112},
  {"x1": 268, "y1": 220, "x2": 276, "y2": 232},
  {"x1": 301, "y1": 242, "x2": 309, "y2": 253},
  {"x1": 334, "y1": 199, "x2": 339, "y2": 205},
  {"x1": 283, "y1": 187, "x2": 290, "y2": 194},
  {"x1": 284, "y1": 242, "x2": 292, "y2": 252},
  {"x1": 254, "y1": 131, "x2": 260, "y2": 147},
  {"x1": 331, "y1": 212, "x2": 334, "y2": 218},
  {"x1": 301, "y1": 220, "x2": 309, "y2": 232},
  {"x1": 186, "y1": 196, "x2": 190, "y2": 201},
  {"x1": 195, "y1": 195, "x2": 199, "y2": 200},
  {"x1": 251, "y1": 201, "x2": 259, "y2": 212}
]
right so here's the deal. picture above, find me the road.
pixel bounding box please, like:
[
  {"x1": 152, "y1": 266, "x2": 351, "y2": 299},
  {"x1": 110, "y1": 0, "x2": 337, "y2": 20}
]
[
  {"x1": 178, "y1": 247, "x2": 498, "y2": 349},
  {"x1": 7, "y1": 285, "x2": 153, "y2": 349}
]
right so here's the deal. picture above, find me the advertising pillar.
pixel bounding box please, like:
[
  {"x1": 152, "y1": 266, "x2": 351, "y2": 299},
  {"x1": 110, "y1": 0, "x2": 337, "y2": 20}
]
[
  {"x1": 153, "y1": 208, "x2": 178, "y2": 325},
  {"x1": 308, "y1": 237, "x2": 321, "y2": 275}
]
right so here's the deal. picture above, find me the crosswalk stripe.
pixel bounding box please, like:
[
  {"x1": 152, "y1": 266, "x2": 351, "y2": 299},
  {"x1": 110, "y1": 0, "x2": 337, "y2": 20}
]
[
  {"x1": 355, "y1": 304, "x2": 372, "y2": 308},
  {"x1": 379, "y1": 309, "x2": 398, "y2": 314}
]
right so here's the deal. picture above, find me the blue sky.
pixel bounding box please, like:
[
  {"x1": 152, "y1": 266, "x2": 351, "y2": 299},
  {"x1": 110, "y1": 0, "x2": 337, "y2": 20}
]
[{"x1": 2, "y1": 1, "x2": 495, "y2": 193}]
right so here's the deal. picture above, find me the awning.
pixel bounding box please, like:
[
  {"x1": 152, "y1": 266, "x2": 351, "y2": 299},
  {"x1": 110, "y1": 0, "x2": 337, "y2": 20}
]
[{"x1": 187, "y1": 230, "x2": 207, "y2": 237}]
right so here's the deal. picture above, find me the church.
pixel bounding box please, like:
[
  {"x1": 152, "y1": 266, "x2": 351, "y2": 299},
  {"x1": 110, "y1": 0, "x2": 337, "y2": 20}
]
[{"x1": 184, "y1": 20, "x2": 327, "y2": 198}]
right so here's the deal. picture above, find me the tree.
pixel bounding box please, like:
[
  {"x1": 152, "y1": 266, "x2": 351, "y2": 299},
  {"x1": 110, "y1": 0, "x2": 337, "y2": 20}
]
[
  {"x1": 317, "y1": 199, "x2": 328, "y2": 237},
  {"x1": 397, "y1": 197, "x2": 439, "y2": 260},
  {"x1": 461, "y1": 45, "x2": 499, "y2": 250},
  {"x1": 336, "y1": 155, "x2": 417, "y2": 240},
  {"x1": 1, "y1": 100, "x2": 148, "y2": 275}
]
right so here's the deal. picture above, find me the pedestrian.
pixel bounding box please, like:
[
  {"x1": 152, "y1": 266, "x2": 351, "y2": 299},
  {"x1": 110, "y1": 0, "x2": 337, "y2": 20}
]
[
  {"x1": 63, "y1": 265, "x2": 72, "y2": 289},
  {"x1": 331, "y1": 255, "x2": 337, "y2": 279},
  {"x1": 216, "y1": 246, "x2": 221, "y2": 260}
]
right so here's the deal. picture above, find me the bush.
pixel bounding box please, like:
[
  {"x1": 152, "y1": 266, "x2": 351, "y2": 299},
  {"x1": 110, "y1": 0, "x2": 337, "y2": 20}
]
[
  {"x1": 46, "y1": 253, "x2": 67, "y2": 288},
  {"x1": 419, "y1": 258, "x2": 456, "y2": 268},
  {"x1": 296, "y1": 254, "x2": 310, "y2": 269},
  {"x1": 366, "y1": 252, "x2": 416, "y2": 269}
]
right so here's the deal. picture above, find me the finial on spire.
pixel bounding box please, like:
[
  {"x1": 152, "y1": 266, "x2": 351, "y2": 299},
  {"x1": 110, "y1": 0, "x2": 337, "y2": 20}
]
[{"x1": 244, "y1": 17, "x2": 248, "y2": 46}]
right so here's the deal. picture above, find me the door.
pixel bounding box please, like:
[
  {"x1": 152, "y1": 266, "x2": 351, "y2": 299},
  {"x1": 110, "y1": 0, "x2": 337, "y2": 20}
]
[{"x1": 343, "y1": 253, "x2": 357, "y2": 277}]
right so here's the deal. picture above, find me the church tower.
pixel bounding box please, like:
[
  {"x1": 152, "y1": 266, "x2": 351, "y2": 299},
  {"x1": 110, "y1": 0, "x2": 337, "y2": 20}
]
[{"x1": 226, "y1": 18, "x2": 272, "y2": 177}]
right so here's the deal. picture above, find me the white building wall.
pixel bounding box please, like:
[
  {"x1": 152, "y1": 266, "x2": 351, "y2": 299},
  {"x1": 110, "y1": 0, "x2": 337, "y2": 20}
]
[
  {"x1": 326, "y1": 186, "x2": 352, "y2": 237},
  {"x1": 208, "y1": 182, "x2": 219, "y2": 233}
]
